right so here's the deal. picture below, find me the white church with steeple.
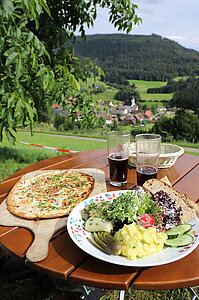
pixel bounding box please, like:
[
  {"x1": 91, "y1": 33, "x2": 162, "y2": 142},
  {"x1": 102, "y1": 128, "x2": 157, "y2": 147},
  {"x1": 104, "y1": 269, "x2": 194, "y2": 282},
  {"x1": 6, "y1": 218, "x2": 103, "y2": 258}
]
[{"x1": 131, "y1": 97, "x2": 138, "y2": 110}]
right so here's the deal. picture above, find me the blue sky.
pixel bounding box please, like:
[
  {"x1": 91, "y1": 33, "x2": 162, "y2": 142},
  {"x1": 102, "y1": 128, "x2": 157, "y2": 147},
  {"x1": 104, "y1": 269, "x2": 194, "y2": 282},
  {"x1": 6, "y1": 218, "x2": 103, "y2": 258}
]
[{"x1": 85, "y1": 0, "x2": 199, "y2": 51}]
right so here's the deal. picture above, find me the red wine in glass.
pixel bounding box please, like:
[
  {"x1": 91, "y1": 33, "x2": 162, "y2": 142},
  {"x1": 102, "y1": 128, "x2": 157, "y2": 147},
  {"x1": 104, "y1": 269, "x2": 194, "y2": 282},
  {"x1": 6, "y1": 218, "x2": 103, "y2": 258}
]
[
  {"x1": 137, "y1": 165, "x2": 157, "y2": 186},
  {"x1": 108, "y1": 152, "x2": 128, "y2": 186}
]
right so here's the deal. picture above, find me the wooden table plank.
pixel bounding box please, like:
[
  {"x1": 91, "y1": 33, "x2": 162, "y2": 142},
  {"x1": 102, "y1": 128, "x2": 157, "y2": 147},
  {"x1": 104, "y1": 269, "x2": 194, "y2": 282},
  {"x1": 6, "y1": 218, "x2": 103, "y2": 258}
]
[
  {"x1": 0, "y1": 152, "x2": 197, "y2": 203},
  {"x1": 0, "y1": 227, "x2": 33, "y2": 262},
  {"x1": 157, "y1": 154, "x2": 199, "y2": 185},
  {"x1": 0, "y1": 151, "x2": 198, "y2": 291},
  {"x1": 26, "y1": 232, "x2": 88, "y2": 280},
  {"x1": 173, "y1": 165, "x2": 199, "y2": 202},
  {"x1": 132, "y1": 245, "x2": 199, "y2": 290},
  {"x1": 69, "y1": 256, "x2": 139, "y2": 290},
  {"x1": 0, "y1": 226, "x2": 18, "y2": 238}
]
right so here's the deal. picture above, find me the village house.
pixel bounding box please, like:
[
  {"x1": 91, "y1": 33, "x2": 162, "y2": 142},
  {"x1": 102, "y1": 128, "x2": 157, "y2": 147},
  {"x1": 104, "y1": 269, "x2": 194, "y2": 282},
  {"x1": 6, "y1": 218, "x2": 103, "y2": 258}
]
[
  {"x1": 155, "y1": 112, "x2": 165, "y2": 120},
  {"x1": 94, "y1": 109, "x2": 112, "y2": 125},
  {"x1": 51, "y1": 104, "x2": 66, "y2": 116},
  {"x1": 110, "y1": 107, "x2": 129, "y2": 116},
  {"x1": 143, "y1": 110, "x2": 153, "y2": 120},
  {"x1": 165, "y1": 107, "x2": 178, "y2": 115},
  {"x1": 157, "y1": 106, "x2": 167, "y2": 112},
  {"x1": 134, "y1": 112, "x2": 145, "y2": 122},
  {"x1": 120, "y1": 115, "x2": 136, "y2": 125}
]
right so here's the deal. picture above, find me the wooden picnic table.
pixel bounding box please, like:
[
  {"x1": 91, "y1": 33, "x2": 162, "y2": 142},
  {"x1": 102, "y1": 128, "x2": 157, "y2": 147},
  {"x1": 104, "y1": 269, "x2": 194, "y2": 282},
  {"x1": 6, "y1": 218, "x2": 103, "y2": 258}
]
[{"x1": 0, "y1": 149, "x2": 198, "y2": 298}]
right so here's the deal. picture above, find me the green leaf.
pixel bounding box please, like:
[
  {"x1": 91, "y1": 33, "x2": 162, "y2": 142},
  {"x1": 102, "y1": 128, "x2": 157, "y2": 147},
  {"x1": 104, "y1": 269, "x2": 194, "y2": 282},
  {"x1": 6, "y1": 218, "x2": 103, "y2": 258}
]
[
  {"x1": 7, "y1": 111, "x2": 14, "y2": 127},
  {"x1": 16, "y1": 28, "x2": 21, "y2": 38},
  {"x1": 5, "y1": 128, "x2": 16, "y2": 144},
  {"x1": 36, "y1": 67, "x2": 46, "y2": 77},
  {"x1": 7, "y1": 95, "x2": 16, "y2": 108},
  {"x1": 43, "y1": 73, "x2": 50, "y2": 90},
  {"x1": 0, "y1": 83, "x2": 5, "y2": 95},
  {"x1": 24, "y1": 118, "x2": 31, "y2": 125},
  {"x1": 16, "y1": 114, "x2": 24, "y2": 127},
  {"x1": 16, "y1": 56, "x2": 23, "y2": 79},
  {"x1": 22, "y1": 0, "x2": 30, "y2": 9},
  {"x1": 0, "y1": 37, "x2": 4, "y2": 49},
  {"x1": 24, "y1": 102, "x2": 34, "y2": 121},
  {"x1": 68, "y1": 74, "x2": 80, "y2": 90},
  {"x1": 34, "y1": 36, "x2": 41, "y2": 49},
  {"x1": 6, "y1": 52, "x2": 18, "y2": 66},
  {"x1": 0, "y1": 107, "x2": 6, "y2": 119},
  {"x1": 127, "y1": 22, "x2": 132, "y2": 34},
  {"x1": 31, "y1": 53, "x2": 37, "y2": 69},
  {"x1": 14, "y1": 100, "x2": 25, "y2": 117},
  {"x1": 2, "y1": 0, "x2": 14, "y2": 17},
  {"x1": 40, "y1": 0, "x2": 52, "y2": 18},
  {"x1": 26, "y1": 31, "x2": 34, "y2": 43},
  {"x1": 35, "y1": 0, "x2": 43, "y2": 15}
]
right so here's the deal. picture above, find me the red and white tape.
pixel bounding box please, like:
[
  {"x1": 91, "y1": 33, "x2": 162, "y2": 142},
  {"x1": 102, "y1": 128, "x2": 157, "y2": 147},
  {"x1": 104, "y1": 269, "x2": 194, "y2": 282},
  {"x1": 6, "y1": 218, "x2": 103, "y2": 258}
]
[{"x1": 16, "y1": 141, "x2": 77, "y2": 153}]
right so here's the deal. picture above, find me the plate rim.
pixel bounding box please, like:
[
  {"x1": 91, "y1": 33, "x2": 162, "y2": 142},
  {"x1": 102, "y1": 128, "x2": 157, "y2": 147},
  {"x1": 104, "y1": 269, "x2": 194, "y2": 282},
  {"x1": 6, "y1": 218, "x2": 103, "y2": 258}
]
[{"x1": 67, "y1": 190, "x2": 199, "y2": 267}]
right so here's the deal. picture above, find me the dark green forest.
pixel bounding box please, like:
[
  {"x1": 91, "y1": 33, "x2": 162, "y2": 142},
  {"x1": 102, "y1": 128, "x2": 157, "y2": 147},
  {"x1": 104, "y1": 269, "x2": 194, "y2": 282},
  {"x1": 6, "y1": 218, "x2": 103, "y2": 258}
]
[
  {"x1": 153, "y1": 110, "x2": 199, "y2": 142},
  {"x1": 73, "y1": 34, "x2": 199, "y2": 83},
  {"x1": 73, "y1": 34, "x2": 199, "y2": 114},
  {"x1": 130, "y1": 110, "x2": 199, "y2": 142},
  {"x1": 147, "y1": 77, "x2": 199, "y2": 114}
]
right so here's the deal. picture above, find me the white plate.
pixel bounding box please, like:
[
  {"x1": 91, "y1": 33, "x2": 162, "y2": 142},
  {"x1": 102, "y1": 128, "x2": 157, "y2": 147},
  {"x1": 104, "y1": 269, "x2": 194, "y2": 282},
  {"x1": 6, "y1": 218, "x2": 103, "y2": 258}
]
[{"x1": 67, "y1": 190, "x2": 199, "y2": 267}]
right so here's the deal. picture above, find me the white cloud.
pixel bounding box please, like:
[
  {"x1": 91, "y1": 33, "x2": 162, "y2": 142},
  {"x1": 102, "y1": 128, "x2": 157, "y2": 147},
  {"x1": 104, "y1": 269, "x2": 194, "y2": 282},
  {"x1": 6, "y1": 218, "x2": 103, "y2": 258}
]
[{"x1": 152, "y1": 18, "x2": 164, "y2": 24}]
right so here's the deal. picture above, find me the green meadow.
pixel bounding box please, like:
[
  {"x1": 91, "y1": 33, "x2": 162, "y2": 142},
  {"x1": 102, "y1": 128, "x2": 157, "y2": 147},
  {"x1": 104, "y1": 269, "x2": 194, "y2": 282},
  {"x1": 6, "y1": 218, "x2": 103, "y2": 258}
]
[
  {"x1": 128, "y1": 79, "x2": 167, "y2": 93},
  {"x1": 128, "y1": 79, "x2": 173, "y2": 108},
  {"x1": 0, "y1": 132, "x2": 107, "y2": 183},
  {"x1": 81, "y1": 77, "x2": 119, "y2": 103},
  {"x1": 85, "y1": 78, "x2": 174, "y2": 108}
]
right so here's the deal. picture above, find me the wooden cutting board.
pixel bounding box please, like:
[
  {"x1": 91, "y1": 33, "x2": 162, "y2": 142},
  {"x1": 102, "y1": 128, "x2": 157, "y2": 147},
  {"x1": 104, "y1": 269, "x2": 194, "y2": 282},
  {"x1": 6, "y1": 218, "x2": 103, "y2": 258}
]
[{"x1": 0, "y1": 168, "x2": 107, "y2": 262}]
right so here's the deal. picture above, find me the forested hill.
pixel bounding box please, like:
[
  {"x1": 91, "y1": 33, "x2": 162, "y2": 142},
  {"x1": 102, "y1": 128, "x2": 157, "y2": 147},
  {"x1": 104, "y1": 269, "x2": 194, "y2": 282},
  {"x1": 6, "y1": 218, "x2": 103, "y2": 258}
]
[{"x1": 73, "y1": 34, "x2": 199, "y2": 82}]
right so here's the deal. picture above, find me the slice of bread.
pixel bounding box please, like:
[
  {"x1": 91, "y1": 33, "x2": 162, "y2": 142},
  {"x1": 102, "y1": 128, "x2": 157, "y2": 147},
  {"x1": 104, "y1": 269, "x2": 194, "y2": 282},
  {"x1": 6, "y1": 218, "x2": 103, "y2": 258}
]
[{"x1": 143, "y1": 179, "x2": 199, "y2": 223}]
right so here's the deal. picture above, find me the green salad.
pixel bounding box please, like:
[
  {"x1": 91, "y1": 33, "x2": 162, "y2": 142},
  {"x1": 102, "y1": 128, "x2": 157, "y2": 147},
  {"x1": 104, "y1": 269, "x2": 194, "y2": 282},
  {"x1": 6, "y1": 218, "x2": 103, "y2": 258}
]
[{"x1": 107, "y1": 190, "x2": 163, "y2": 227}]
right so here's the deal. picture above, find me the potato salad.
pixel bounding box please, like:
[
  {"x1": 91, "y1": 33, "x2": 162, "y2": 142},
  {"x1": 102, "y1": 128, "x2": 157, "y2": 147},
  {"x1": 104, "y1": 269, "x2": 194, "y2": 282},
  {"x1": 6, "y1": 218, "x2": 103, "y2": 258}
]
[
  {"x1": 81, "y1": 188, "x2": 192, "y2": 261},
  {"x1": 115, "y1": 222, "x2": 167, "y2": 260}
]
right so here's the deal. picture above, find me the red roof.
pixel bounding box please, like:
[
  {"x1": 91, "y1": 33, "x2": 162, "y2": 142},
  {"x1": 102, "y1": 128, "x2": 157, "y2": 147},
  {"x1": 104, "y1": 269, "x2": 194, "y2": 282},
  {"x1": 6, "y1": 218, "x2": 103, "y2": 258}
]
[
  {"x1": 144, "y1": 110, "x2": 153, "y2": 120},
  {"x1": 51, "y1": 104, "x2": 60, "y2": 108},
  {"x1": 135, "y1": 112, "x2": 144, "y2": 120}
]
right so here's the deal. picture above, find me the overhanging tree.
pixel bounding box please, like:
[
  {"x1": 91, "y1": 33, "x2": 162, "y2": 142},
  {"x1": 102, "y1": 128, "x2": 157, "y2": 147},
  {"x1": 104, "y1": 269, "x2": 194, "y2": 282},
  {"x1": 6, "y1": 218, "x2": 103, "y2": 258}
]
[{"x1": 0, "y1": 0, "x2": 141, "y2": 143}]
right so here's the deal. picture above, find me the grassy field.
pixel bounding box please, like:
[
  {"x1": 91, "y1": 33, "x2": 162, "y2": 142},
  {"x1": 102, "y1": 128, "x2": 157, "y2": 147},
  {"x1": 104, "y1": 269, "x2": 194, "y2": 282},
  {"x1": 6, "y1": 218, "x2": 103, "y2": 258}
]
[
  {"x1": 0, "y1": 132, "x2": 107, "y2": 183},
  {"x1": 128, "y1": 79, "x2": 173, "y2": 109},
  {"x1": 81, "y1": 77, "x2": 119, "y2": 103},
  {"x1": 173, "y1": 76, "x2": 189, "y2": 81},
  {"x1": 128, "y1": 79, "x2": 168, "y2": 93},
  {"x1": 93, "y1": 89, "x2": 118, "y2": 102},
  {"x1": 0, "y1": 131, "x2": 199, "y2": 299},
  {"x1": 140, "y1": 93, "x2": 172, "y2": 101},
  {"x1": 82, "y1": 77, "x2": 174, "y2": 107}
]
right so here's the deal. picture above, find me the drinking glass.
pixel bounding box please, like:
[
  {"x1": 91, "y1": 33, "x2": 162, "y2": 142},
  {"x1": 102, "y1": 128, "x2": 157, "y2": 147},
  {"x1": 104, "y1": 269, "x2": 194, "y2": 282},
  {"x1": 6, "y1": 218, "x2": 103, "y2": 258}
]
[
  {"x1": 135, "y1": 133, "x2": 161, "y2": 186},
  {"x1": 107, "y1": 131, "x2": 130, "y2": 186}
]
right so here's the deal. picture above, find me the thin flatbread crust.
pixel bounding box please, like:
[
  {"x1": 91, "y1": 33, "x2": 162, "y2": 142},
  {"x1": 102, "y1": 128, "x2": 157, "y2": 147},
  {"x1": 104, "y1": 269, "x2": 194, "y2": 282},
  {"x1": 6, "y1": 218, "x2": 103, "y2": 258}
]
[{"x1": 7, "y1": 170, "x2": 94, "y2": 220}]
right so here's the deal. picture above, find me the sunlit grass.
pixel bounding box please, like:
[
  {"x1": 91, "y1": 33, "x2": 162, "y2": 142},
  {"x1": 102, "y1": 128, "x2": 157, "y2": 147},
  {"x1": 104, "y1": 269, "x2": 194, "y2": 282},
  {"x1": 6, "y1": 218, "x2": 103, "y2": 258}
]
[
  {"x1": 128, "y1": 79, "x2": 167, "y2": 92},
  {"x1": 140, "y1": 93, "x2": 173, "y2": 101},
  {"x1": 0, "y1": 133, "x2": 107, "y2": 183}
]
